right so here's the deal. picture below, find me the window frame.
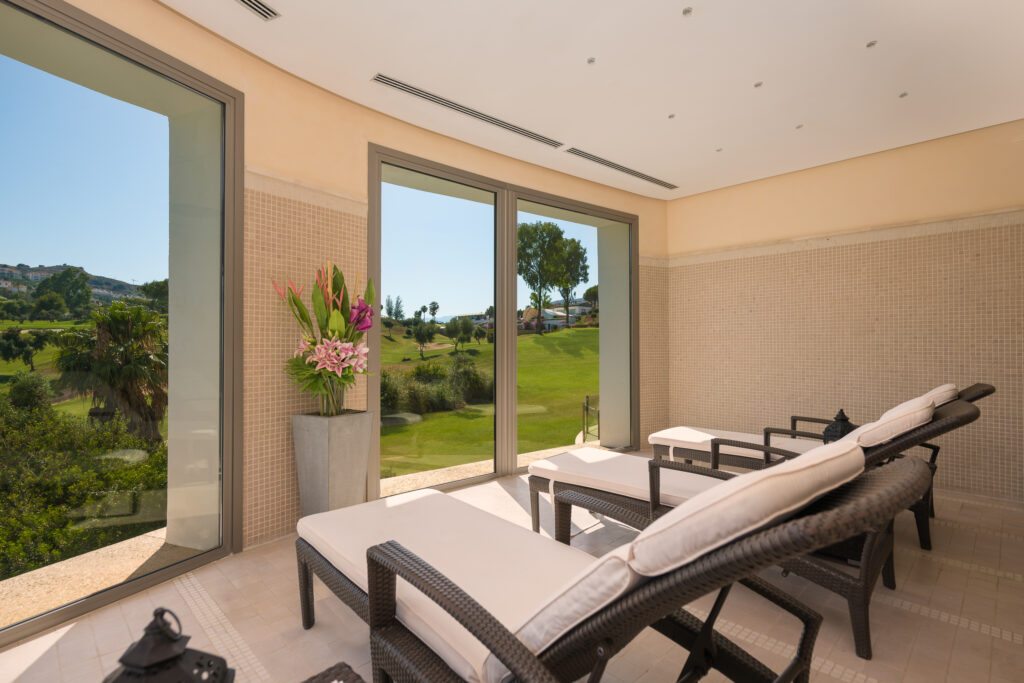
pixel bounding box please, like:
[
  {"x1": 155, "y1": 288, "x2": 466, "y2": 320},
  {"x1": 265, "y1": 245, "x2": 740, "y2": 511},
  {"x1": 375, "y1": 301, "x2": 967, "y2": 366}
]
[
  {"x1": 368, "y1": 144, "x2": 638, "y2": 497},
  {"x1": 0, "y1": 0, "x2": 243, "y2": 649}
]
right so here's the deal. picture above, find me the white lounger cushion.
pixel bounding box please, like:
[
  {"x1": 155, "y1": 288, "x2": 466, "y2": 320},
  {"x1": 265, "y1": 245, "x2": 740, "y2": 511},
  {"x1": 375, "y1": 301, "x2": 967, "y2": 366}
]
[
  {"x1": 483, "y1": 545, "x2": 640, "y2": 682},
  {"x1": 845, "y1": 396, "x2": 935, "y2": 448},
  {"x1": 647, "y1": 426, "x2": 820, "y2": 458},
  {"x1": 298, "y1": 489, "x2": 600, "y2": 682},
  {"x1": 922, "y1": 383, "x2": 958, "y2": 407},
  {"x1": 629, "y1": 439, "x2": 864, "y2": 576},
  {"x1": 528, "y1": 447, "x2": 721, "y2": 507}
]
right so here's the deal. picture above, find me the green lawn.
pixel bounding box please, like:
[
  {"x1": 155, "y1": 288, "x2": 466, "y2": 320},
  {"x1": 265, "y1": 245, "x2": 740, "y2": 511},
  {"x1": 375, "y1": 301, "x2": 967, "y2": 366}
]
[
  {"x1": 0, "y1": 320, "x2": 89, "y2": 331},
  {"x1": 381, "y1": 327, "x2": 598, "y2": 478}
]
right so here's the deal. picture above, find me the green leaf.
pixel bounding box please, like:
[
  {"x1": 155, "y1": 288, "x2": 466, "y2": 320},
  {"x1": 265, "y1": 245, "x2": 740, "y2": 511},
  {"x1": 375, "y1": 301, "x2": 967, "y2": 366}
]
[
  {"x1": 312, "y1": 285, "x2": 329, "y2": 336},
  {"x1": 287, "y1": 290, "x2": 314, "y2": 338},
  {"x1": 364, "y1": 277, "x2": 376, "y2": 307},
  {"x1": 340, "y1": 286, "x2": 350, "y2": 329},
  {"x1": 332, "y1": 266, "x2": 345, "y2": 306},
  {"x1": 328, "y1": 309, "x2": 345, "y2": 337}
]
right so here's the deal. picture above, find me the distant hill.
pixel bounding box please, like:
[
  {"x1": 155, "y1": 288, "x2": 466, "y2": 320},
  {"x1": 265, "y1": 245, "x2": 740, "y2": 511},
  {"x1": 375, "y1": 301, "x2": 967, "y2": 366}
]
[{"x1": 0, "y1": 264, "x2": 144, "y2": 301}]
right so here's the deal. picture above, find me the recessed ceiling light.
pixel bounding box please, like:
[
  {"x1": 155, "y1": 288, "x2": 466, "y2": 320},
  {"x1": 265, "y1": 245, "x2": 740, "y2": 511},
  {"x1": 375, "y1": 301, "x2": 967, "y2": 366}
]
[
  {"x1": 899, "y1": 91, "x2": 909, "y2": 98},
  {"x1": 866, "y1": 40, "x2": 878, "y2": 48},
  {"x1": 754, "y1": 81, "x2": 764, "y2": 88},
  {"x1": 682, "y1": 7, "x2": 693, "y2": 16},
  {"x1": 668, "y1": 113, "x2": 676, "y2": 119},
  {"x1": 586, "y1": 57, "x2": 596, "y2": 64},
  {"x1": 795, "y1": 123, "x2": 804, "y2": 129},
  {"x1": 715, "y1": 147, "x2": 723, "y2": 152}
]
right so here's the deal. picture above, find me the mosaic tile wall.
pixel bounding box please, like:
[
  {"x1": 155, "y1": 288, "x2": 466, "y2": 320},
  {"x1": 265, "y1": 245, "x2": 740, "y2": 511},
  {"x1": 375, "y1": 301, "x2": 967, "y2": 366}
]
[
  {"x1": 667, "y1": 211, "x2": 1024, "y2": 501},
  {"x1": 243, "y1": 172, "x2": 368, "y2": 546},
  {"x1": 638, "y1": 262, "x2": 669, "y2": 442}
]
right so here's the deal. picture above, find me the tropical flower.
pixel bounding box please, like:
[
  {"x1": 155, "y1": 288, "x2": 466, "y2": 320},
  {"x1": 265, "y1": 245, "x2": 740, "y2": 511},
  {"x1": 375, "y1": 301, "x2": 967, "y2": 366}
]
[{"x1": 273, "y1": 263, "x2": 375, "y2": 416}]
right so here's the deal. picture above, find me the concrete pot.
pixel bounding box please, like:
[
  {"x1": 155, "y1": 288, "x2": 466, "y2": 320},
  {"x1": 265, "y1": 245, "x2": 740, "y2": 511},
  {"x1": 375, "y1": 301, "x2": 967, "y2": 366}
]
[{"x1": 292, "y1": 410, "x2": 373, "y2": 516}]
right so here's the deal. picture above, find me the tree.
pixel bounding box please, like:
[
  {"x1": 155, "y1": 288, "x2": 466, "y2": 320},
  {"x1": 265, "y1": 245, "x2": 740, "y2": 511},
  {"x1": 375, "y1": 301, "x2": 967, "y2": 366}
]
[
  {"x1": 384, "y1": 295, "x2": 395, "y2": 319},
  {"x1": 428, "y1": 301, "x2": 439, "y2": 322},
  {"x1": 55, "y1": 302, "x2": 168, "y2": 441},
  {"x1": 382, "y1": 317, "x2": 395, "y2": 339},
  {"x1": 473, "y1": 326, "x2": 486, "y2": 344},
  {"x1": 583, "y1": 285, "x2": 598, "y2": 310},
  {"x1": 419, "y1": 305, "x2": 428, "y2": 319},
  {"x1": 0, "y1": 299, "x2": 30, "y2": 323},
  {"x1": 529, "y1": 291, "x2": 552, "y2": 310},
  {"x1": 31, "y1": 291, "x2": 67, "y2": 321},
  {"x1": 0, "y1": 328, "x2": 52, "y2": 371},
  {"x1": 139, "y1": 279, "x2": 168, "y2": 314},
  {"x1": 444, "y1": 317, "x2": 474, "y2": 352},
  {"x1": 411, "y1": 321, "x2": 437, "y2": 359},
  {"x1": 392, "y1": 296, "x2": 405, "y2": 321},
  {"x1": 554, "y1": 238, "x2": 589, "y2": 328},
  {"x1": 484, "y1": 305, "x2": 495, "y2": 319},
  {"x1": 7, "y1": 370, "x2": 51, "y2": 410},
  {"x1": 35, "y1": 268, "x2": 92, "y2": 318},
  {"x1": 517, "y1": 221, "x2": 564, "y2": 333}
]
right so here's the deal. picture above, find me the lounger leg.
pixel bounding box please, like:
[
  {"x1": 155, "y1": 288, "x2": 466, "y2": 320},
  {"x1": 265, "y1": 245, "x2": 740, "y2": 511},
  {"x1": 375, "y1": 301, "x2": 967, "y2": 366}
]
[
  {"x1": 882, "y1": 550, "x2": 896, "y2": 590},
  {"x1": 913, "y1": 503, "x2": 932, "y2": 551},
  {"x1": 530, "y1": 487, "x2": 540, "y2": 533},
  {"x1": 847, "y1": 591, "x2": 873, "y2": 660},
  {"x1": 297, "y1": 553, "x2": 315, "y2": 630},
  {"x1": 554, "y1": 496, "x2": 573, "y2": 545}
]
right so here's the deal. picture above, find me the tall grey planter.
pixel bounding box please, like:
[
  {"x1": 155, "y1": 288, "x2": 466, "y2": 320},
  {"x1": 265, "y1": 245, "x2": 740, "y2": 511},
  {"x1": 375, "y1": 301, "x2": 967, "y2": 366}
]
[{"x1": 292, "y1": 410, "x2": 373, "y2": 517}]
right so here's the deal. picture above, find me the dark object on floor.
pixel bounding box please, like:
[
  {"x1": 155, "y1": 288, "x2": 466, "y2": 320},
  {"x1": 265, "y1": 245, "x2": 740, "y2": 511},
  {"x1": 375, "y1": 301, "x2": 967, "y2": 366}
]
[
  {"x1": 302, "y1": 662, "x2": 365, "y2": 683},
  {"x1": 102, "y1": 607, "x2": 234, "y2": 683}
]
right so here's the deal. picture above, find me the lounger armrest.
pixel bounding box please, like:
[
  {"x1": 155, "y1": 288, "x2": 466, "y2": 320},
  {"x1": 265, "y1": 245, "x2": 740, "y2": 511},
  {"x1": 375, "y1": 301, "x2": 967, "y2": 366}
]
[
  {"x1": 790, "y1": 415, "x2": 831, "y2": 432},
  {"x1": 764, "y1": 427, "x2": 828, "y2": 442},
  {"x1": 366, "y1": 540, "x2": 559, "y2": 683},
  {"x1": 710, "y1": 438, "x2": 799, "y2": 469}
]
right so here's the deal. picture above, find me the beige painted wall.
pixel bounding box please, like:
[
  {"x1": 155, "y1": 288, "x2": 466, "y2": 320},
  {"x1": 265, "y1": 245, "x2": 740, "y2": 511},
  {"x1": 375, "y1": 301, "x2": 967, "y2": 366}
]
[
  {"x1": 65, "y1": 0, "x2": 667, "y2": 256},
  {"x1": 666, "y1": 118, "x2": 1024, "y2": 256}
]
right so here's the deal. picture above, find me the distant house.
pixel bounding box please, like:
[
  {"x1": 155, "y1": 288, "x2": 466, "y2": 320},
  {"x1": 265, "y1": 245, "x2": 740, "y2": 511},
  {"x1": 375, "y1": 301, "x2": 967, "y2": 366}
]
[
  {"x1": 0, "y1": 280, "x2": 28, "y2": 293},
  {"x1": 464, "y1": 313, "x2": 494, "y2": 329}
]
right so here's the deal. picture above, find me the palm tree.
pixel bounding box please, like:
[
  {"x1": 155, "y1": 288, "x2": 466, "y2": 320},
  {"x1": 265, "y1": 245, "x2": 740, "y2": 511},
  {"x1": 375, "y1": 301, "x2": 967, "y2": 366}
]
[{"x1": 56, "y1": 302, "x2": 168, "y2": 441}]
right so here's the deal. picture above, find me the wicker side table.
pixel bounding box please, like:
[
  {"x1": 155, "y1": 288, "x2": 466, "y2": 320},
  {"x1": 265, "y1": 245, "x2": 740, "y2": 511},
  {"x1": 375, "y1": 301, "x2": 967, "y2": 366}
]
[{"x1": 302, "y1": 662, "x2": 365, "y2": 683}]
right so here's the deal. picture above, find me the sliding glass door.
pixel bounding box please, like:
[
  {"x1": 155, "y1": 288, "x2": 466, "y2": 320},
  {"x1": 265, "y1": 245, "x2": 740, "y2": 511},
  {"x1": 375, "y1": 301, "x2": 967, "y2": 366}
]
[
  {"x1": 378, "y1": 164, "x2": 496, "y2": 490},
  {"x1": 515, "y1": 200, "x2": 632, "y2": 468},
  {"x1": 372, "y1": 148, "x2": 637, "y2": 494},
  {"x1": 0, "y1": 0, "x2": 239, "y2": 645}
]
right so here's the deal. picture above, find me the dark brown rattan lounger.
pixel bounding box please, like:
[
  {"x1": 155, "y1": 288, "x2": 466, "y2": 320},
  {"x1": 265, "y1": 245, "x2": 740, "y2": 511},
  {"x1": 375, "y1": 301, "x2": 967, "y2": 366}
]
[
  {"x1": 530, "y1": 396, "x2": 985, "y2": 660},
  {"x1": 359, "y1": 458, "x2": 930, "y2": 682}
]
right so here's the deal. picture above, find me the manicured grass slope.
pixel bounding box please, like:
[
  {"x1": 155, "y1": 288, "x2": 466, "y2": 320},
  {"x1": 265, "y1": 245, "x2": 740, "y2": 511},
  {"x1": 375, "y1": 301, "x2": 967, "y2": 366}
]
[{"x1": 380, "y1": 327, "x2": 598, "y2": 477}]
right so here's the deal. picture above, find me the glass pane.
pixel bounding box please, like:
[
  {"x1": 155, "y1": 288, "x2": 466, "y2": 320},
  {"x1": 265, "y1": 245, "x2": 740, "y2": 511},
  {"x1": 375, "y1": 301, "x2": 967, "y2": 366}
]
[
  {"x1": 0, "y1": 3, "x2": 223, "y2": 630},
  {"x1": 380, "y1": 164, "x2": 495, "y2": 493},
  {"x1": 516, "y1": 200, "x2": 630, "y2": 468}
]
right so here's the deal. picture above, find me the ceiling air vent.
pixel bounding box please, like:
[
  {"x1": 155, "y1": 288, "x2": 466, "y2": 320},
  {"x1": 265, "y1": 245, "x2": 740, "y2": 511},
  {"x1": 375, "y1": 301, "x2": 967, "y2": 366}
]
[
  {"x1": 236, "y1": 0, "x2": 279, "y2": 20},
  {"x1": 565, "y1": 147, "x2": 678, "y2": 190},
  {"x1": 372, "y1": 74, "x2": 563, "y2": 148}
]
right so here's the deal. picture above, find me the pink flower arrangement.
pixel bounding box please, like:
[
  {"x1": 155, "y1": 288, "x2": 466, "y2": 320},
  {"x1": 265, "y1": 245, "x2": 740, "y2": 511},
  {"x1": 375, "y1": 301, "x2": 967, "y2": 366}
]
[{"x1": 273, "y1": 262, "x2": 375, "y2": 416}]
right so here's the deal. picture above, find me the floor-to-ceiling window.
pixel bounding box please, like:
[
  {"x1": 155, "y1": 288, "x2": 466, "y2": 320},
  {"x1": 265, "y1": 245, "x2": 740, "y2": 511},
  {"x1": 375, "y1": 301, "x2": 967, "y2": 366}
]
[
  {"x1": 0, "y1": 0, "x2": 241, "y2": 646},
  {"x1": 371, "y1": 148, "x2": 637, "y2": 494},
  {"x1": 378, "y1": 164, "x2": 497, "y2": 487}
]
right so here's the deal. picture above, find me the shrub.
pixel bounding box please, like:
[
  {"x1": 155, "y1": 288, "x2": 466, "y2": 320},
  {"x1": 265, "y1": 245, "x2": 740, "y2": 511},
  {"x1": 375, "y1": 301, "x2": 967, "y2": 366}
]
[
  {"x1": 404, "y1": 380, "x2": 459, "y2": 414},
  {"x1": 7, "y1": 371, "x2": 51, "y2": 410},
  {"x1": 447, "y1": 354, "x2": 493, "y2": 404},
  {"x1": 380, "y1": 370, "x2": 402, "y2": 413},
  {"x1": 411, "y1": 362, "x2": 446, "y2": 383},
  {"x1": 0, "y1": 404, "x2": 167, "y2": 579}
]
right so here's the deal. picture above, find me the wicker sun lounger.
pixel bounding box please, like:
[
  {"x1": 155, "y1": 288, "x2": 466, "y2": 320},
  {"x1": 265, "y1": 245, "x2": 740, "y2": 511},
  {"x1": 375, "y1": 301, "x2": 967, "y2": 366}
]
[
  {"x1": 296, "y1": 446, "x2": 931, "y2": 681},
  {"x1": 529, "y1": 393, "x2": 984, "y2": 659}
]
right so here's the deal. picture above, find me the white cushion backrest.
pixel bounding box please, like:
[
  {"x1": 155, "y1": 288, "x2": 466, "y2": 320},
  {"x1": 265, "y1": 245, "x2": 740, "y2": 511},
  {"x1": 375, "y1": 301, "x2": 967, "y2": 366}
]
[
  {"x1": 847, "y1": 396, "x2": 935, "y2": 448},
  {"x1": 627, "y1": 440, "x2": 864, "y2": 577},
  {"x1": 483, "y1": 545, "x2": 641, "y2": 682},
  {"x1": 921, "y1": 383, "x2": 958, "y2": 407}
]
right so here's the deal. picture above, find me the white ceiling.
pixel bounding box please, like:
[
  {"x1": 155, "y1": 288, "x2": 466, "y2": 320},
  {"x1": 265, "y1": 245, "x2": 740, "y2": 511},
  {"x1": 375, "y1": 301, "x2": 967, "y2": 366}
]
[{"x1": 161, "y1": 0, "x2": 1024, "y2": 200}]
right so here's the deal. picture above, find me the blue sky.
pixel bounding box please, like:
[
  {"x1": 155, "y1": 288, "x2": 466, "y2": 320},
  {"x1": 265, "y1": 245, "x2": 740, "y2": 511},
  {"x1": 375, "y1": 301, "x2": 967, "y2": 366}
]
[
  {"x1": 382, "y1": 183, "x2": 599, "y2": 318},
  {"x1": 0, "y1": 54, "x2": 169, "y2": 284}
]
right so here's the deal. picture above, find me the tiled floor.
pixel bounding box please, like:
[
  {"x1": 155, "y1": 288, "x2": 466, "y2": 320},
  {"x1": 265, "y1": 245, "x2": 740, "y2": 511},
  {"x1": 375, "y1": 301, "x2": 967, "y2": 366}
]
[{"x1": 1, "y1": 475, "x2": 1022, "y2": 682}]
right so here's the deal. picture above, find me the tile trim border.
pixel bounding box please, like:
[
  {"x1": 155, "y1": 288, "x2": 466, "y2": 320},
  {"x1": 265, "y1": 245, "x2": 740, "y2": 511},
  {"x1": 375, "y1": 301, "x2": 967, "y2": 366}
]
[
  {"x1": 664, "y1": 208, "x2": 1024, "y2": 267},
  {"x1": 245, "y1": 167, "x2": 368, "y2": 218}
]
